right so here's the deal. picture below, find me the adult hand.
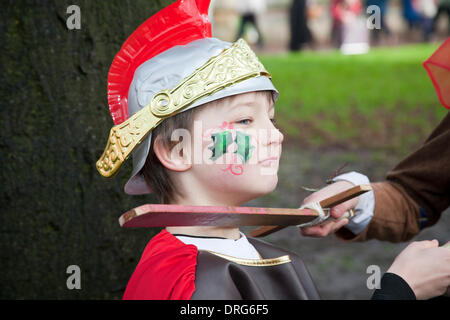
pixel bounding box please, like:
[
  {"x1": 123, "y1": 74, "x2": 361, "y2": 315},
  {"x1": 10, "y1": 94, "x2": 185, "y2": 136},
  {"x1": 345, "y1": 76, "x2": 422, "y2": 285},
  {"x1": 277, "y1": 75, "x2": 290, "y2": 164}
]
[
  {"x1": 387, "y1": 240, "x2": 450, "y2": 300},
  {"x1": 300, "y1": 180, "x2": 359, "y2": 237}
]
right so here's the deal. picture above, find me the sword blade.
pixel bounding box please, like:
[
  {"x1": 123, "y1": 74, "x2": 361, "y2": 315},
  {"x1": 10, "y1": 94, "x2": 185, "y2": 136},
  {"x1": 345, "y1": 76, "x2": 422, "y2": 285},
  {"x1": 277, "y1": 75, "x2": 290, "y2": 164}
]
[
  {"x1": 119, "y1": 204, "x2": 318, "y2": 228},
  {"x1": 118, "y1": 185, "x2": 371, "y2": 232}
]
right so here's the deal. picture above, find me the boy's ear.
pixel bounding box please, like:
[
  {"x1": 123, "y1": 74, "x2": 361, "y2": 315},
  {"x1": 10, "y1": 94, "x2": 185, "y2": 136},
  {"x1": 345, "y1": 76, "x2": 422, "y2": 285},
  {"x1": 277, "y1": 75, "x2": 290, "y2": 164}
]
[{"x1": 153, "y1": 135, "x2": 192, "y2": 172}]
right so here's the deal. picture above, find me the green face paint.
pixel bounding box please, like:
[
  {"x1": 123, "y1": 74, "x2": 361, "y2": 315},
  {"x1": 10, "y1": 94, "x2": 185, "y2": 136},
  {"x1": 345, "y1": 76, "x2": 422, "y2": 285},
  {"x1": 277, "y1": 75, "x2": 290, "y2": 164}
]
[
  {"x1": 209, "y1": 131, "x2": 233, "y2": 161},
  {"x1": 208, "y1": 131, "x2": 255, "y2": 163},
  {"x1": 234, "y1": 131, "x2": 255, "y2": 163},
  {"x1": 209, "y1": 130, "x2": 255, "y2": 164}
]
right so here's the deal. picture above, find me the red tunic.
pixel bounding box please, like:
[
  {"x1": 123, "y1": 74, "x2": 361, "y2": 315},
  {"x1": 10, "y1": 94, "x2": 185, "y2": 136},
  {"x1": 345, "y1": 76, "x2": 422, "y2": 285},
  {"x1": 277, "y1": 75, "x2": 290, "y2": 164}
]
[{"x1": 123, "y1": 230, "x2": 198, "y2": 300}]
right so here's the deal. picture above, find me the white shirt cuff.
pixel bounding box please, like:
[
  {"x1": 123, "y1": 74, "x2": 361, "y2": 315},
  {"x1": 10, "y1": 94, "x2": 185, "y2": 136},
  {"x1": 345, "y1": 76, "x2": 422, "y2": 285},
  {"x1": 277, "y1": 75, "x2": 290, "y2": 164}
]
[{"x1": 332, "y1": 171, "x2": 375, "y2": 235}]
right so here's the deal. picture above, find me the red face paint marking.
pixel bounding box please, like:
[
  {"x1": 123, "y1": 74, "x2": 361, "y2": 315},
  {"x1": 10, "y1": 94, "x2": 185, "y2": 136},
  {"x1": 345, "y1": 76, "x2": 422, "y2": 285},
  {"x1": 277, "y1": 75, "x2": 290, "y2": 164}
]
[
  {"x1": 220, "y1": 121, "x2": 234, "y2": 130},
  {"x1": 221, "y1": 153, "x2": 244, "y2": 176}
]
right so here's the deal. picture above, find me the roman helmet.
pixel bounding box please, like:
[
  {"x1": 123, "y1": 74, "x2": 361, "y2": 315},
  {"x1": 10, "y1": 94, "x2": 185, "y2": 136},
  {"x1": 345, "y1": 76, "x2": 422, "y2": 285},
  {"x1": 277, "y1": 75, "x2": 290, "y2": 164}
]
[{"x1": 96, "y1": 0, "x2": 278, "y2": 194}]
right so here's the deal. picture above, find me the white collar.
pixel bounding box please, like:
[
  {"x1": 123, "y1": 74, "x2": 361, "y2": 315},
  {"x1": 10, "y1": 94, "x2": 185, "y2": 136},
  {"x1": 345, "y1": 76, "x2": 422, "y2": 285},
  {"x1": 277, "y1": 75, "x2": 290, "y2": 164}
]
[{"x1": 175, "y1": 232, "x2": 261, "y2": 260}]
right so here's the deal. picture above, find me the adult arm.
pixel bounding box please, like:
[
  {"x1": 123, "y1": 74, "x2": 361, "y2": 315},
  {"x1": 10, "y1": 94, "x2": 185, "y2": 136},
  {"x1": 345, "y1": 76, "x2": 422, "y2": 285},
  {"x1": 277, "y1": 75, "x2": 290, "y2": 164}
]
[
  {"x1": 339, "y1": 112, "x2": 450, "y2": 242},
  {"x1": 301, "y1": 112, "x2": 450, "y2": 242}
]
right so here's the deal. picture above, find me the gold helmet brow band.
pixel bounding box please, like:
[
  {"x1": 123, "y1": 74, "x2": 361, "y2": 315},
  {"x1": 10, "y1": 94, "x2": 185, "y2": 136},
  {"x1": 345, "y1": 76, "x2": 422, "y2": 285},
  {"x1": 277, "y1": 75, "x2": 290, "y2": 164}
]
[{"x1": 96, "y1": 39, "x2": 271, "y2": 178}]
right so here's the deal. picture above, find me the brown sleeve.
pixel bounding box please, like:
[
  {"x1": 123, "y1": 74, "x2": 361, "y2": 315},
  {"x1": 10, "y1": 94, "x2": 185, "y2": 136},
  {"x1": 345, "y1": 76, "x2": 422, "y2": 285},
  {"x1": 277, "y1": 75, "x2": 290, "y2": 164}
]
[
  {"x1": 386, "y1": 112, "x2": 450, "y2": 227},
  {"x1": 336, "y1": 112, "x2": 450, "y2": 242},
  {"x1": 336, "y1": 182, "x2": 421, "y2": 242}
]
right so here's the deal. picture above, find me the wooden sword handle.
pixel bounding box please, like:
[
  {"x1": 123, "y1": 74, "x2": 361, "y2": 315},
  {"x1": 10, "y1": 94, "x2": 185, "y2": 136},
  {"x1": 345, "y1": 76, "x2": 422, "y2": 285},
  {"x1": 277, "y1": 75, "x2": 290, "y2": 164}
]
[{"x1": 249, "y1": 184, "x2": 372, "y2": 237}]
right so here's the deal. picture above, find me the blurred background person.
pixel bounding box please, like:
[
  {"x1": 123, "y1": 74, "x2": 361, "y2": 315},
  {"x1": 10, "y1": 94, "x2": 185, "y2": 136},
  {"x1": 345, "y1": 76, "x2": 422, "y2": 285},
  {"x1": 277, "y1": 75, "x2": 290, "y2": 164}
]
[
  {"x1": 432, "y1": 0, "x2": 450, "y2": 35},
  {"x1": 289, "y1": 0, "x2": 313, "y2": 51},
  {"x1": 417, "y1": 0, "x2": 439, "y2": 41},
  {"x1": 402, "y1": 0, "x2": 438, "y2": 42},
  {"x1": 234, "y1": 0, "x2": 266, "y2": 48},
  {"x1": 331, "y1": 0, "x2": 364, "y2": 48},
  {"x1": 402, "y1": 0, "x2": 423, "y2": 31},
  {"x1": 365, "y1": 0, "x2": 391, "y2": 45}
]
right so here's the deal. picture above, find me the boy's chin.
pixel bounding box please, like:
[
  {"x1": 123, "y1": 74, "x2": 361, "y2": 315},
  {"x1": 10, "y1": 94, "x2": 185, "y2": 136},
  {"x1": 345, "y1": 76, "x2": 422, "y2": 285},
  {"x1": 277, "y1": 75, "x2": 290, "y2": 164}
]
[
  {"x1": 246, "y1": 176, "x2": 279, "y2": 198},
  {"x1": 220, "y1": 178, "x2": 278, "y2": 205}
]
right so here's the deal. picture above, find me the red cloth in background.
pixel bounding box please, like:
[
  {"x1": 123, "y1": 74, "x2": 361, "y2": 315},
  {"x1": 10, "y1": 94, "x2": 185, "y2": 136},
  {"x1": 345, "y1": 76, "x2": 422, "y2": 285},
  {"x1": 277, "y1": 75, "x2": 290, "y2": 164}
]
[
  {"x1": 123, "y1": 230, "x2": 198, "y2": 300},
  {"x1": 423, "y1": 38, "x2": 450, "y2": 109}
]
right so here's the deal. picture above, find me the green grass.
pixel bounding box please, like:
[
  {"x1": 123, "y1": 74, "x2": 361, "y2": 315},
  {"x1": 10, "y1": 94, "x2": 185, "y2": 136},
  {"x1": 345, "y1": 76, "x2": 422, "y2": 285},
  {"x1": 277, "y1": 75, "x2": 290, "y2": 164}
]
[{"x1": 259, "y1": 43, "x2": 447, "y2": 151}]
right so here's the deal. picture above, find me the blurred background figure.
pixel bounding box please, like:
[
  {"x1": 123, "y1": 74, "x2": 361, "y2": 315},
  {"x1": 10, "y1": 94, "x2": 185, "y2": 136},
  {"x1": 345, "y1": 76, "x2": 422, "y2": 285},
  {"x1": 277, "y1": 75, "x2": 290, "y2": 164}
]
[
  {"x1": 234, "y1": 0, "x2": 266, "y2": 48},
  {"x1": 331, "y1": 0, "x2": 364, "y2": 48},
  {"x1": 417, "y1": 0, "x2": 439, "y2": 41},
  {"x1": 432, "y1": 0, "x2": 450, "y2": 35},
  {"x1": 331, "y1": 0, "x2": 369, "y2": 54},
  {"x1": 211, "y1": 0, "x2": 448, "y2": 52},
  {"x1": 365, "y1": 0, "x2": 391, "y2": 45},
  {"x1": 402, "y1": 0, "x2": 423, "y2": 30},
  {"x1": 402, "y1": 0, "x2": 438, "y2": 42},
  {"x1": 289, "y1": 0, "x2": 313, "y2": 51}
]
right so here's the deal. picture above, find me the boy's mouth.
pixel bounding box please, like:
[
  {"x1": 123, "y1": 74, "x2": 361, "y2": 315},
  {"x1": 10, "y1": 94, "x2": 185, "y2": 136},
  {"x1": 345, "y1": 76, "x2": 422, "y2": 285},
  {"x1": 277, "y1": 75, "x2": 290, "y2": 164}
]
[{"x1": 258, "y1": 156, "x2": 279, "y2": 166}]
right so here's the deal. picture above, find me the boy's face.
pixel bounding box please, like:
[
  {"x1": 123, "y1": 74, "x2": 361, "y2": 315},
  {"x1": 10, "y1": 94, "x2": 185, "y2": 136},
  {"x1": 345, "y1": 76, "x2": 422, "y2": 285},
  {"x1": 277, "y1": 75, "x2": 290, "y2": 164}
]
[{"x1": 184, "y1": 91, "x2": 284, "y2": 205}]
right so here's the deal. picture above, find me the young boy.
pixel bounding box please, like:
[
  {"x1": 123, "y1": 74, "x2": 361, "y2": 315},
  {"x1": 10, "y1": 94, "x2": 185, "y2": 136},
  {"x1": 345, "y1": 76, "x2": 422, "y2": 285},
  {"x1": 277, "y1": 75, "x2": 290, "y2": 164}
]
[{"x1": 96, "y1": 0, "x2": 320, "y2": 300}]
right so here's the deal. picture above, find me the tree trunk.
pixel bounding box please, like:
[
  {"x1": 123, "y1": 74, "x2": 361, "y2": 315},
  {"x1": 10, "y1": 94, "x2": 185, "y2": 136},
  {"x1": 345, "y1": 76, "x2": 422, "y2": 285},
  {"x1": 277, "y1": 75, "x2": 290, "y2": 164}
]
[{"x1": 0, "y1": 0, "x2": 175, "y2": 299}]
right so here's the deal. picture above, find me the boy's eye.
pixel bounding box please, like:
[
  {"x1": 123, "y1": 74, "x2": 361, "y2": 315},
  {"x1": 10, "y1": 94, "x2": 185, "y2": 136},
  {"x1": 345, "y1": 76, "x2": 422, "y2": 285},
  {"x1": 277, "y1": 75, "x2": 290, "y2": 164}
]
[{"x1": 237, "y1": 119, "x2": 252, "y2": 125}]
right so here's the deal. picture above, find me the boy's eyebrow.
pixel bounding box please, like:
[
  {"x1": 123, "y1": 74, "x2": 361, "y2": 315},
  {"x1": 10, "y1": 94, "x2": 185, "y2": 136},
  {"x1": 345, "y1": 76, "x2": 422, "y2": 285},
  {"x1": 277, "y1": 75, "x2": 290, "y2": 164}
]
[
  {"x1": 227, "y1": 99, "x2": 274, "y2": 113},
  {"x1": 228, "y1": 100, "x2": 255, "y2": 111}
]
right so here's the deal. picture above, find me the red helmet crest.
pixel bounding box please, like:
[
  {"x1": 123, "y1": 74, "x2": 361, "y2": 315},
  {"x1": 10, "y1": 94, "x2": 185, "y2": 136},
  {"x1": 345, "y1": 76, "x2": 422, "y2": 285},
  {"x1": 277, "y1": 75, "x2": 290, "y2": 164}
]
[{"x1": 107, "y1": 0, "x2": 212, "y2": 125}]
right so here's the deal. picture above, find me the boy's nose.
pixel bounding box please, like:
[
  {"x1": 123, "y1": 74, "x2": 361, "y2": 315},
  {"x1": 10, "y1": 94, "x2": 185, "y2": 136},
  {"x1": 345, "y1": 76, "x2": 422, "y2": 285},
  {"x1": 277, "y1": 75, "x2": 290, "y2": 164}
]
[
  {"x1": 271, "y1": 128, "x2": 284, "y2": 145},
  {"x1": 262, "y1": 125, "x2": 284, "y2": 146}
]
